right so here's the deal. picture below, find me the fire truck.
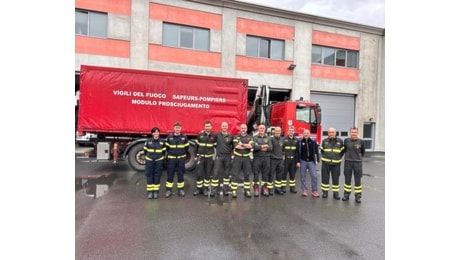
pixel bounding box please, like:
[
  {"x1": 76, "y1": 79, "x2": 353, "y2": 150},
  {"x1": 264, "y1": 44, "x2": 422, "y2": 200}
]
[{"x1": 76, "y1": 65, "x2": 322, "y2": 171}]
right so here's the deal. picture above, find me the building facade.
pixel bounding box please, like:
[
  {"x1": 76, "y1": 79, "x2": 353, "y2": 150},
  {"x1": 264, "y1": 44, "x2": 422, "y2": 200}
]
[{"x1": 75, "y1": 0, "x2": 385, "y2": 152}]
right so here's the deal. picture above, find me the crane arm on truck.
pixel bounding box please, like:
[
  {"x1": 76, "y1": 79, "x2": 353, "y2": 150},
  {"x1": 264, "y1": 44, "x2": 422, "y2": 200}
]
[
  {"x1": 246, "y1": 84, "x2": 323, "y2": 141},
  {"x1": 247, "y1": 85, "x2": 271, "y2": 134}
]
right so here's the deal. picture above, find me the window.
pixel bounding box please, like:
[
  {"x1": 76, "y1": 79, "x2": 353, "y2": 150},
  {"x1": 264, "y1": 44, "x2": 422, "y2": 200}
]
[
  {"x1": 336, "y1": 50, "x2": 346, "y2": 67},
  {"x1": 363, "y1": 123, "x2": 375, "y2": 150},
  {"x1": 75, "y1": 9, "x2": 107, "y2": 38},
  {"x1": 295, "y1": 106, "x2": 317, "y2": 123},
  {"x1": 312, "y1": 46, "x2": 322, "y2": 64},
  {"x1": 323, "y1": 47, "x2": 335, "y2": 66},
  {"x1": 246, "y1": 36, "x2": 284, "y2": 60},
  {"x1": 346, "y1": 51, "x2": 359, "y2": 68},
  {"x1": 311, "y1": 45, "x2": 359, "y2": 68},
  {"x1": 163, "y1": 23, "x2": 210, "y2": 51}
]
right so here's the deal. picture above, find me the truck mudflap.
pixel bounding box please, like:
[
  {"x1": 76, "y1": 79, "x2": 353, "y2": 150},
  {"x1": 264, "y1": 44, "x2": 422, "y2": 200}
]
[{"x1": 125, "y1": 140, "x2": 197, "y2": 172}]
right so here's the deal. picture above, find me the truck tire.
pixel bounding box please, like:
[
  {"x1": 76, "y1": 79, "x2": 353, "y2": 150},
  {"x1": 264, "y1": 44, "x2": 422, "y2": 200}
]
[
  {"x1": 128, "y1": 141, "x2": 196, "y2": 172},
  {"x1": 127, "y1": 143, "x2": 146, "y2": 172},
  {"x1": 184, "y1": 141, "x2": 197, "y2": 172}
]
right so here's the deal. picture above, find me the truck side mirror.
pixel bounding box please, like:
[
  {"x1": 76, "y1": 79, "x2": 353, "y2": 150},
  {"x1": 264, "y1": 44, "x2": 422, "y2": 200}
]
[{"x1": 316, "y1": 104, "x2": 322, "y2": 124}]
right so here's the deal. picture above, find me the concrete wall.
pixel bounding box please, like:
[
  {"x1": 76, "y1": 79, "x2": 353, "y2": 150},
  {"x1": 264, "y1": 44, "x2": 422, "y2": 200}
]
[{"x1": 75, "y1": 0, "x2": 385, "y2": 151}]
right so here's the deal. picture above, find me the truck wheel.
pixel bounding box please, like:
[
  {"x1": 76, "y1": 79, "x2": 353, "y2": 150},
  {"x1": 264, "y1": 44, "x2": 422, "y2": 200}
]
[
  {"x1": 184, "y1": 142, "x2": 197, "y2": 172},
  {"x1": 127, "y1": 143, "x2": 146, "y2": 172}
]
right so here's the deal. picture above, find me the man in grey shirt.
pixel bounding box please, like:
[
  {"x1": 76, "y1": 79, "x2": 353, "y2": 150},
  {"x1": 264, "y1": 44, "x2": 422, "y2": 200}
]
[{"x1": 342, "y1": 127, "x2": 366, "y2": 203}]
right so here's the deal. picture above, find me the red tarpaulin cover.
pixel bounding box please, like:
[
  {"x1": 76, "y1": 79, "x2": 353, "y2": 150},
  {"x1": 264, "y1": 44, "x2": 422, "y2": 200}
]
[{"x1": 78, "y1": 65, "x2": 248, "y2": 136}]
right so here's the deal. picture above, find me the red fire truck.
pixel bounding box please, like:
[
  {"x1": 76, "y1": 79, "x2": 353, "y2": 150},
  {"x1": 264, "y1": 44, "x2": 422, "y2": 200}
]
[{"x1": 76, "y1": 65, "x2": 322, "y2": 171}]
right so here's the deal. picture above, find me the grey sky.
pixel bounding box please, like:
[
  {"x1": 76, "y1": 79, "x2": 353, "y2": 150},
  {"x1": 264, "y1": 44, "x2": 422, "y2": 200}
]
[{"x1": 242, "y1": 0, "x2": 385, "y2": 28}]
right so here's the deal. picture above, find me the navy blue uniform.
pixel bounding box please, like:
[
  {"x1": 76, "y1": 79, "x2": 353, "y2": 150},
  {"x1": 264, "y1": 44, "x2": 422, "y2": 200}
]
[
  {"x1": 165, "y1": 133, "x2": 190, "y2": 193},
  {"x1": 144, "y1": 137, "x2": 166, "y2": 194}
]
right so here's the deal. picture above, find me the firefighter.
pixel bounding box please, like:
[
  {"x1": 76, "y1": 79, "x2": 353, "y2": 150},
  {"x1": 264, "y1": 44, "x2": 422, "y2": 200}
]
[
  {"x1": 342, "y1": 127, "x2": 366, "y2": 203},
  {"x1": 213, "y1": 121, "x2": 234, "y2": 196},
  {"x1": 230, "y1": 124, "x2": 253, "y2": 198},
  {"x1": 144, "y1": 127, "x2": 166, "y2": 199},
  {"x1": 165, "y1": 122, "x2": 190, "y2": 198},
  {"x1": 193, "y1": 120, "x2": 217, "y2": 197},
  {"x1": 252, "y1": 123, "x2": 272, "y2": 197},
  {"x1": 282, "y1": 126, "x2": 300, "y2": 194},
  {"x1": 320, "y1": 127, "x2": 345, "y2": 200},
  {"x1": 270, "y1": 126, "x2": 284, "y2": 195}
]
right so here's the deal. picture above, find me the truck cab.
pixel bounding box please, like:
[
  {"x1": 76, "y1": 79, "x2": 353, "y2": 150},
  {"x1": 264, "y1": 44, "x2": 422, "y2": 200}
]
[
  {"x1": 269, "y1": 101, "x2": 322, "y2": 142},
  {"x1": 247, "y1": 85, "x2": 322, "y2": 142}
]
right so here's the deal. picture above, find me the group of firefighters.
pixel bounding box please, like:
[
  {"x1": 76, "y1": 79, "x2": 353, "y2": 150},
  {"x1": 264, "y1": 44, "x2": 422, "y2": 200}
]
[{"x1": 143, "y1": 121, "x2": 365, "y2": 203}]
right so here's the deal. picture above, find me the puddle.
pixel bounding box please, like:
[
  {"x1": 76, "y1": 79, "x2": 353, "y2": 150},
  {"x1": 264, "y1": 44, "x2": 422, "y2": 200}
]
[{"x1": 75, "y1": 172, "x2": 116, "y2": 198}]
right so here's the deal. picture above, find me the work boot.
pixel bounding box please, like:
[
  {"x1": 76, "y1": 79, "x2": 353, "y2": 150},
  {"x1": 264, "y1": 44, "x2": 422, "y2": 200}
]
[
  {"x1": 153, "y1": 191, "x2": 159, "y2": 199},
  {"x1": 322, "y1": 191, "x2": 328, "y2": 198},
  {"x1": 245, "y1": 190, "x2": 252, "y2": 198},
  {"x1": 253, "y1": 184, "x2": 259, "y2": 197},
  {"x1": 193, "y1": 188, "x2": 203, "y2": 196},
  {"x1": 269, "y1": 188, "x2": 274, "y2": 196},
  {"x1": 333, "y1": 192, "x2": 341, "y2": 200},
  {"x1": 281, "y1": 186, "x2": 287, "y2": 194},
  {"x1": 223, "y1": 185, "x2": 230, "y2": 196},
  {"x1": 342, "y1": 192, "x2": 350, "y2": 201},
  {"x1": 178, "y1": 189, "x2": 185, "y2": 197},
  {"x1": 355, "y1": 194, "x2": 362, "y2": 203},
  {"x1": 275, "y1": 188, "x2": 284, "y2": 195},
  {"x1": 290, "y1": 187, "x2": 297, "y2": 194},
  {"x1": 218, "y1": 186, "x2": 224, "y2": 196},
  {"x1": 262, "y1": 184, "x2": 269, "y2": 197},
  {"x1": 203, "y1": 188, "x2": 209, "y2": 196},
  {"x1": 210, "y1": 188, "x2": 216, "y2": 197},
  {"x1": 232, "y1": 190, "x2": 237, "y2": 198},
  {"x1": 147, "y1": 191, "x2": 154, "y2": 199},
  {"x1": 165, "y1": 189, "x2": 172, "y2": 198}
]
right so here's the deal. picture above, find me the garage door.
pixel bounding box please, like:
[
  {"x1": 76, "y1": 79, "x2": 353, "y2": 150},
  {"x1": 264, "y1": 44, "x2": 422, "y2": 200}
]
[{"x1": 310, "y1": 93, "x2": 355, "y2": 141}]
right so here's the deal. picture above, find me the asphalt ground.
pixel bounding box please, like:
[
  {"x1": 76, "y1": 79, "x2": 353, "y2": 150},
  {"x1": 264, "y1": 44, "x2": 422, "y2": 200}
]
[{"x1": 75, "y1": 152, "x2": 385, "y2": 259}]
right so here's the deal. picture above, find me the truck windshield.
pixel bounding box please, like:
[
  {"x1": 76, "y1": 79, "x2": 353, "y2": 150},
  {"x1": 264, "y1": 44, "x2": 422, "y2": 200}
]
[{"x1": 296, "y1": 106, "x2": 316, "y2": 123}]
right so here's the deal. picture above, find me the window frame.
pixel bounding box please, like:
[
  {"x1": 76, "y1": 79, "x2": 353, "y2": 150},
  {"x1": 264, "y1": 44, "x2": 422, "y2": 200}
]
[
  {"x1": 162, "y1": 22, "x2": 210, "y2": 51},
  {"x1": 75, "y1": 9, "x2": 107, "y2": 38},
  {"x1": 246, "y1": 35, "x2": 285, "y2": 60},
  {"x1": 311, "y1": 45, "x2": 359, "y2": 69}
]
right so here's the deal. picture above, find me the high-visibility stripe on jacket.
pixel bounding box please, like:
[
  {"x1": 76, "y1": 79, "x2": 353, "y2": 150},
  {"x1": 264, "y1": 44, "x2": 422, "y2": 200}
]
[
  {"x1": 165, "y1": 133, "x2": 189, "y2": 157},
  {"x1": 144, "y1": 138, "x2": 166, "y2": 161},
  {"x1": 283, "y1": 136, "x2": 299, "y2": 161},
  {"x1": 195, "y1": 131, "x2": 217, "y2": 157},
  {"x1": 233, "y1": 134, "x2": 253, "y2": 156},
  {"x1": 320, "y1": 137, "x2": 344, "y2": 165}
]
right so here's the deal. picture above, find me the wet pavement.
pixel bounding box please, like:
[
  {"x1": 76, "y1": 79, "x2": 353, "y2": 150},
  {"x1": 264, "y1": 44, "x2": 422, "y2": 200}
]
[{"x1": 75, "y1": 153, "x2": 385, "y2": 259}]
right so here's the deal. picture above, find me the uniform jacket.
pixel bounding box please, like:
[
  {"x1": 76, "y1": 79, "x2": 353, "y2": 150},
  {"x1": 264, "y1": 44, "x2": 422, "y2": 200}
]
[
  {"x1": 195, "y1": 131, "x2": 217, "y2": 157},
  {"x1": 233, "y1": 134, "x2": 253, "y2": 156},
  {"x1": 343, "y1": 138, "x2": 365, "y2": 162},
  {"x1": 320, "y1": 137, "x2": 344, "y2": 165},
  {"x1": 215, "y1": 132, "x2": 234, "y2": 157},
  {"x1": 270, "y1": 135, "x2": 284, "y2": 160},
  {"x1": 144, "y1": 137, "x2": 166, "y2": 161},
  {"x1": 165, "y1": 133, "x2": 190, "y2": 157},
  {"x1": 252, "y1": 134, "x2": 272, "y2": 157},
  {"x1": 283, "y1": 136, "x2": 299, "y2": 162}
]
